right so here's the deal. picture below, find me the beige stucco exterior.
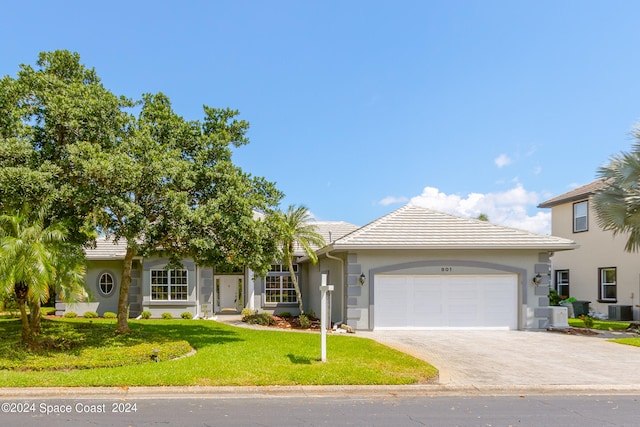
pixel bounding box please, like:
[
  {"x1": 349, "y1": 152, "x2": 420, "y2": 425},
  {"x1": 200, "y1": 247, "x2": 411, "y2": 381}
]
[{"x1": 545, "y1": 197, "x2": 640, "y2": 319}]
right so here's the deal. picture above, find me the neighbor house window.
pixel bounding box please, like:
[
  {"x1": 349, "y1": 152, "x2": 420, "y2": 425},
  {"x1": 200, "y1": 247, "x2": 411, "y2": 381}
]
[
  {"x1": 555, "y1": 270, "x2": 569, "y2": 298},
  {"x1": 598, "y1": 267, "x2": 617, "y2": 302},
  {"x1": 151, "y1": 269, "x2": 188, "y2": 301},
  {"x1": 573, "y1": 201, "x2": 588, "y2": 232},
  {"x1": 98, "y1": 272, "x2": 115, "y2": 296},
  {"x1": 265, "y1": 264, "x2": 298, "y2": 304}
]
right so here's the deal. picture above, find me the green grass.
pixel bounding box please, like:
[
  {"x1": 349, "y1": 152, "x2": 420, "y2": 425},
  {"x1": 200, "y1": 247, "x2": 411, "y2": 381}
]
[
  {"x1": 609, "y1": 337, "x2": 640, "y2": 347},
  {"x1": 0, "y1": 318, "x2": 438, "y2": 387},
  {"x1": 568, "y1": 318, "x2": 630, "y2": 331}
]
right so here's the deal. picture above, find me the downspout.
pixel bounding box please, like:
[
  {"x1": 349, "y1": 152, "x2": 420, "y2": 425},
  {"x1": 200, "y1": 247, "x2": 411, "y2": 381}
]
[{"x1": 325, "y1": 251, "x2": 345, "y2": 325}]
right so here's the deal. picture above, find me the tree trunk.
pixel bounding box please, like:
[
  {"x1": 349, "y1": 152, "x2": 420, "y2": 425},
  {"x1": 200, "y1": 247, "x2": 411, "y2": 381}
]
[
  {"x1": 29, "y1": 300, "x2": 42, "y2": 335},
  {"x1": 287, "y1": 258, "x2": 304, "y2": 315},
  {"x1": 116, "y1": 246, "x2": 136, "y2": 333},
  {"x1": 15, "y1": 282, "x2": 32, "y2": 344}
]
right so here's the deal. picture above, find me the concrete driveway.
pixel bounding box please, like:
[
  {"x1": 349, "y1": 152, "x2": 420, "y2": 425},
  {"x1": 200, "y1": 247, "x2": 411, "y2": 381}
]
[{"x1": 360, "y1": 329, "x2": 640, "y2": 387}]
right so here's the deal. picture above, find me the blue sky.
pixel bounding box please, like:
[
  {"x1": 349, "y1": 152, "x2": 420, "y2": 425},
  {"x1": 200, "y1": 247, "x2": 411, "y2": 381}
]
[{"x1": 3, "y1": 1, "x2": 640, "y2": 234}]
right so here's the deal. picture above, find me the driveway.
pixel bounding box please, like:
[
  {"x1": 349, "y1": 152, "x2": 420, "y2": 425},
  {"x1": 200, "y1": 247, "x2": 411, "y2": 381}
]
[{"x1": 360, "y1": 329, "x2": 640, "y2": 387}]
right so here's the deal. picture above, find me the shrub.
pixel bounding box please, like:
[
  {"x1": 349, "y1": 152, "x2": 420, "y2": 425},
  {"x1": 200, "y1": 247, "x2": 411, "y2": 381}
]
[
  {"x1": 278, "y1": 311, "x2": 292, "y2": 318},
  {"x1": 299, "y1": 314, "x2": 311, "y2": 329},
  {"x1": 241, "y1": 308, "x2": 257, "y2": 321},
  {"x1": 243, "y1": 312, "x2": 275, "y2": 326},
  {"x1": 161, "y1": 312, "x2": 173, "y2": 320},
  {"x1": 63, "y1": 312, "x2": 77, "y2": 318},
  {"x1": 181, "y1": 311, "x2": 193, "y2": 319},
  {"x1": 140, "y1": 311, "x2": 151, "y2": 319},
  {"x1": 83, "y1": 311, "x2": 98, "y2": 318},
  {"x1": 580, "y1": 314, "x2": 595, "y2": 328},
  {"x1": 103, "y1": 312, "x2": 117, "y2": 319},
  {"x1": 306, "y1": 310, "x2": 317, "y2": 320}
]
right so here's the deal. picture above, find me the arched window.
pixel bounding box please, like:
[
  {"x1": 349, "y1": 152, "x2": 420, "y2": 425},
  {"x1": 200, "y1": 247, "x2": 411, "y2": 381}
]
[{"x1": 98, "y1": 272, "x2": 115, "y2": 296}]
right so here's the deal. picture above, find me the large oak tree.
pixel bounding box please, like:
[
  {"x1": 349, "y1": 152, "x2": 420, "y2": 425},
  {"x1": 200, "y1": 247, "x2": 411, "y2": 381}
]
[{"x1": 1, "y1": 51, "x2": 283, "y2": 333}]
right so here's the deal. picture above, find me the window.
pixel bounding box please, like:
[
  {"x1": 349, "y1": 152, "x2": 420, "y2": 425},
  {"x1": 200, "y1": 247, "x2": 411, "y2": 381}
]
[
  {"x1": 98, "y1": 272, "x2": 115, "y2": 296},
  {"x1": 555, "y1": 270, "x2": 569, "y2": 298},
  {"x1": 151, "y1": 269, "x2": 188, "y2": 301},
  {"x1": 265, "y1": 264, "x2": 298, "y2": 304},
  {"x1": 599, "y1": 267, "x2": 617, "y2": 302},
  {"x1": 573, "y1": 201, "x2": 588, "y2": 232}
]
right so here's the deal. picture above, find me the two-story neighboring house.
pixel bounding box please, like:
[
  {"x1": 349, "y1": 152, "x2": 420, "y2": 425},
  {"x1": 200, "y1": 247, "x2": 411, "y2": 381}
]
[{"x1": 539, "y1": 179, "x2": 638, "y2": 321}]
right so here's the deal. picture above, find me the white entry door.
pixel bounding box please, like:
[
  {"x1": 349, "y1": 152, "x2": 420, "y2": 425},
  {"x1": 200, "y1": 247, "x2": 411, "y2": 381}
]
[
  {"x1": 374, "y1": 275, "x2": 518, "y2": 330},
  {"x1": 216, "y1": 275, "x2": 243, "y2": 313}
]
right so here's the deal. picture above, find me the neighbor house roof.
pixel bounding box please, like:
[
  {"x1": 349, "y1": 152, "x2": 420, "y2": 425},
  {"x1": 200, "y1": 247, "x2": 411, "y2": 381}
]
[
  {"x1": 84, "y1": 236, "x2": 128, "y2": 260},
  {"x1": 538, "y1": 179, "x2": 607, "y2": 208},
  {"x1": 321, "y1": 204, "x2": 577, "y2": 251}
]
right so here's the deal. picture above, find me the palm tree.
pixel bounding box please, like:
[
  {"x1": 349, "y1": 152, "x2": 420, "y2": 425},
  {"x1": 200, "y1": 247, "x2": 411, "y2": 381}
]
[
  {"x1": 0, "y1": 210, "x2": 86, "y2": 343},
  {"x1": 593, "y1": 137, "x2": 640, "y2": 252},
  {"x1": 275, "y1": 205, "x2": 326, "y2": 315}
]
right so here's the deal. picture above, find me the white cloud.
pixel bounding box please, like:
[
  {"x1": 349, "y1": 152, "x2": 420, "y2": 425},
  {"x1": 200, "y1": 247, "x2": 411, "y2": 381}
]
[
  {"x1": 494, "y1": 154, "x2": 512, "y2": 168},
  {"x1": 378, "y1": 196, "x2": 409, "y2": 206},
  {"x1": 409, "y1": 184, "x2": 551, "y2": 234}
]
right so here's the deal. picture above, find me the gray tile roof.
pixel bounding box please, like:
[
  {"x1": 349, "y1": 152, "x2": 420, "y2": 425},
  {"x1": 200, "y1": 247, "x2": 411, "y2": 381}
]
[
  {"x1": 293, "y1": 221, "x2": 360, "y2": 255},
  {"x1": 327, "y1": 204, "x2": 577, "y2": 251},
  {"x1": 538, "y1": 179, "x2": 607, "y2": 208},
  {"x1": 84, "y1": 236, "x2": 128, "y2": 260}
]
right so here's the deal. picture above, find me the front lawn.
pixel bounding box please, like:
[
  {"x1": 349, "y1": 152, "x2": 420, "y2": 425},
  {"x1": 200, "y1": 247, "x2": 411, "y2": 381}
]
[{"x1": 0, "y1": 318, "x2": 437, "y2": 387}]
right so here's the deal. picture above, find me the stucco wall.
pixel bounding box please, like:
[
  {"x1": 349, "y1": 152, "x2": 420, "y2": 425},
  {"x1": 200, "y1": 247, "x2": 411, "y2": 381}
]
[
  {"x1": 315, "y1": 249, "x2": 549, "y2": 331},
  {"x1": 550, "y1": 200, "x2": 639, "y2": 319}
]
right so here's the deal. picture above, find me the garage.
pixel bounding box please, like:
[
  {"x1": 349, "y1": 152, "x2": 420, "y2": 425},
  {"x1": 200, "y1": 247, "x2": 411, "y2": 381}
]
[{"x1": 374, "y1": 274, "x2": 518, "y2": 330}]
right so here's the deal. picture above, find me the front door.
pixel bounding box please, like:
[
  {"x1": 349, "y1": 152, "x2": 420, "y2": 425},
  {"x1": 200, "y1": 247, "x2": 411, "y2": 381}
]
[{"x1": 216, "y1": 275, "x2": 244, "y2": 313}]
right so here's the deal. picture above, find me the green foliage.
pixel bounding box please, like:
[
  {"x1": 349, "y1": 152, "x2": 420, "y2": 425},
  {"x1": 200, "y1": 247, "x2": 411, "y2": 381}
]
[
  {"x1": 0, "y1": 318, "x2": 437, "y2": 386},
  {"x1": 240, "y1": 308, "x2": 256, "y2": 319},
  {"x1": 273, "y1": 205, "x2": 326, "y2": 314},
  {"x1": 103, "y1": 312, "x2": 117, "y2": 319},
  {"x1": 580, "y1": 315, "x2": 595, "y2": 328},
  {"x1": 181, "y1": 311, "x2": 193, "y2": 320},
  {"x1": 298, "y1": 314, "x2": 311, "y2": 329},
  {"x1": 0, "y1": 318, "x2": 191, "y2": 370},
  {"x1": 306, "y1": 310, "x2": 316, "y2": 320},
  {"x1": 568, "y1": 318, "x2": 630, "y2": 331},
  {"x1": 63, "y1": 312, "x2": 77, "y2": 318},
  {"x1": 548, "y1": 289, "x2": 562, "y2": 306},
  {"x1": 140, "y1": 311, "x2": 151, "y2": 319},
  {"x1": 278, "y1": 311, "x2": 292, "y2": 318},
  {"x1": 161, "y1": 312, "x2": 173, "y2": 320},
  {"x1": 593, "y1": 135, "x2": 640, "y2": 252},
  {"x1": 0, "y1": 51, "x2": 283, "y2": 335},
  {"x1": 242, "y1": 312, "x2": 275, "y2": 326},
  {"x1": 83, "y1": 311, "x2": 98, "y2": 319}
]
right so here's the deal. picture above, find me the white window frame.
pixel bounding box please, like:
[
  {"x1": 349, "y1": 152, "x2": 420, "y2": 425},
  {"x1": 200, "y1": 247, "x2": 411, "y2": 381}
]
[
  {"x1": 151, "y1": 269, "x2": 189, "y2": 301},
  {"x1": 599, "y1": 267, "x2": 617, "y2": 302},
  {"x1": 264, "y1": 263, "x2": 298, "y2": 305},
  {"x1": 98, "y1": 272, "x2": 116, "y2": 296},
  {"x1": 555, "y1": 270, "x2": 569, "y2": 298},
  {"x1": 573, "y1": 201, "x2": 588, "y2": 232}
]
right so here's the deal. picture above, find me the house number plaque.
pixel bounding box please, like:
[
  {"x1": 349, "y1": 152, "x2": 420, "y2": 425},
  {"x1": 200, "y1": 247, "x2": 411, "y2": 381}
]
[{"x1": 441, "y1": 267, "x2": 453, "y2": 272}]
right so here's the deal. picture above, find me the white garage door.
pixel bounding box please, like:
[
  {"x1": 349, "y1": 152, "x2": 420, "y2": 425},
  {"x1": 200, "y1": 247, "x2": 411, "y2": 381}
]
[{"x1": 374, "y1": 275, "x2": 518, "y2": 330}]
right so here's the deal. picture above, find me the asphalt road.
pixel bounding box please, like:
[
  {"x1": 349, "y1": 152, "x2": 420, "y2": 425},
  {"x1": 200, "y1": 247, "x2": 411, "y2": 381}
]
[{"x1": 1, "y1": 393, "x2": 639, "y2": 426}]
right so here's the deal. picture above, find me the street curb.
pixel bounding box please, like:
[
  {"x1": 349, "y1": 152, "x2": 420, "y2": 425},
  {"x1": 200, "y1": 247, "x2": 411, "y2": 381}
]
[{"x1": 3, "y1": 384, "x2": 640, "y2": 398}]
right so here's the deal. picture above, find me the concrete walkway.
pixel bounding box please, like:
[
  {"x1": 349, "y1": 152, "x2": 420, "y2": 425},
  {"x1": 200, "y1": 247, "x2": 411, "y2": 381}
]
[{"x1": 358, "y1": 329, "x2": 640, "y2": 387}]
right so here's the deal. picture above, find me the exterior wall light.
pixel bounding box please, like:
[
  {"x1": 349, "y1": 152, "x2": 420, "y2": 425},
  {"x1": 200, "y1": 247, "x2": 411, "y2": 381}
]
[
  {"x1": 532, "y1": 273, "x2": 542, "y2": 286},
  {"x1": 359, "y1": 273, "x2": 366, "y2": 286}
]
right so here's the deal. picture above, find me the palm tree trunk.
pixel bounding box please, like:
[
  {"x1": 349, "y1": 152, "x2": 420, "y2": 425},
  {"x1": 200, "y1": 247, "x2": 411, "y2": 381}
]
[
  {"x1": 15, "y1": 282, "x2": 32, "y2": 344},
  {"x1": 287, "y1": 258, "x2": 304, "y2": 315},
  {"x1": 116, "y1": 246, "x2": 136, "y2": 333},
  {"x1": 29, "y1": 300, "x2": 42, "y2": 335}
]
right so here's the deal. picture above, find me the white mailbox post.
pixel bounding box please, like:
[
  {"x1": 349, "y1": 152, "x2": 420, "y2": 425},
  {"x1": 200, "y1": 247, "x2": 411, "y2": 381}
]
[{"x1": 319, "y1": 273, "x2": 334, "y2": 362}]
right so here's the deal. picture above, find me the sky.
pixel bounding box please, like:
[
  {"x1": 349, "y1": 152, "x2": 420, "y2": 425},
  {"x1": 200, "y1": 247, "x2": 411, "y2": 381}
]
[{"x1": 3, "y1": 0, "x2": 640, "y2": 235}]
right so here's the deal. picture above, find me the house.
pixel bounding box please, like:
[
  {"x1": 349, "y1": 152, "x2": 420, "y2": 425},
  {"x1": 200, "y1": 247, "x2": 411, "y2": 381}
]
[
  {"x1": 300, "y1": 205, "x2": 577, "y2": 330},
  {"x1": 538, "y1": 179, "x2": 638, "y2": 321},
  {"x1": 59, "y1": 221, "x2": 360, "y2": 319},
  {"x1": 62, "y1": 205, "x2": 577, "y2": 330}
]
